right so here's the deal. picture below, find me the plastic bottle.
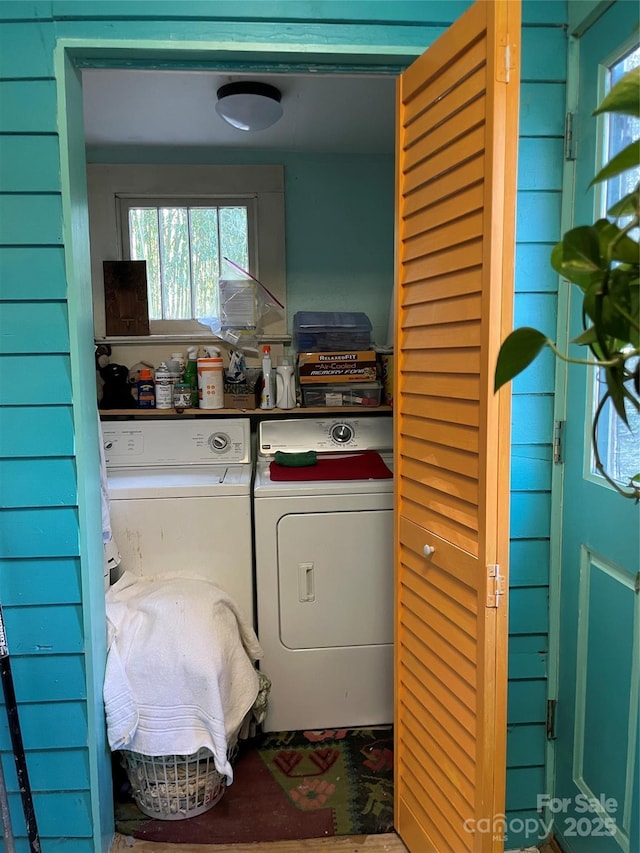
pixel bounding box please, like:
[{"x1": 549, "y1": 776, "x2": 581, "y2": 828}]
[
  {"x1": 169, "y1": 351, "x2": 185, "y2": 379},
  {"x1": 155, "y1": 361, "x2": 173, "y2": 409},
  {"x1": 260, "y1": 345, "x2": 275, "y2": 410},
  {"x1": 136, "y1": 368, "x2": 155, "y2": 408},
  {"x1": 275, "y1": 359, "x2": 296, "y2": 409},
  {"x1": 197, "y1": 347, "x2": 224, "y2": 409},
  {"x1": 184, "y1": 346, "x2": 199, "y2": 407}
]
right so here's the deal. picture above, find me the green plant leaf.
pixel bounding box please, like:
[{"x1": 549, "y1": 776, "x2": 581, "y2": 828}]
[
  {"x1": 572, "y1": 327, "x2": 599, "y2": 346},
  {"x1": 591, "y1": 140, "x2": 640, "y2": 186},
  {"x1": 551, "y1": 226, "x2": 606, "y2": 289},
  {"x1": 593, "y1": 66, "x2": 640, "y2": 118},
  {"x1": 593, "y1": 218, "x2": 640, "y2": 264},
  {"x1": 605, "y1": 367, "x2": 631, "y2": 425},
  {"x1": 494, "y1": 327, "x2": 549, "y2": 392},
  {"x1": 608, "y1": 187, "x2": 639, "y2": 218}
]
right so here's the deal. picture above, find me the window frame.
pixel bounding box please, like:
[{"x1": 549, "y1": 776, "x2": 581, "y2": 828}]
[{"x1": 87, "y1": 163, "x2": 286, "y2": 339}]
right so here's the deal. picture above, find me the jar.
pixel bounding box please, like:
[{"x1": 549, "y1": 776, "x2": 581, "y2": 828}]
[
  {"x1": 173, "y1": 382, "x2": 192, "y2": 411},
  {"x1": 197, "y1": 356, "x2": 224, "y2": 409}
]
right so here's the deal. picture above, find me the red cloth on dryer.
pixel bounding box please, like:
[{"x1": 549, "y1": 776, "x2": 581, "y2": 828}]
[{"x1": 268, "y1": 450, "x2": 392, "y2": 481}]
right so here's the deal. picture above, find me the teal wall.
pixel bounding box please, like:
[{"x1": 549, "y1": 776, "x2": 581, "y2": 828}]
[{"x1": 0, "y1": 1, "x2": 567, "y2": 850}]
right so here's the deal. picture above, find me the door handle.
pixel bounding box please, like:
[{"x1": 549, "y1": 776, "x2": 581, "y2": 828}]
[
  {"x1": 298, "y1": 562, "x2": 315, "y2": 602},
  {"x1": 423, "y1": 544, "x2": 435, "y2": 558}
]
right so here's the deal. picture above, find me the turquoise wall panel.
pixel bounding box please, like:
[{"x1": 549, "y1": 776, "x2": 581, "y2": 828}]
[
  {"x1": 509, "y1": 587, "x2": 549, "y2": 635},
  {"x1": 0, "y1": 195, "x2": 63, "y2": 244},
  {"x1": 511, "y1": 397, "x2": 555, "y2": 444},
  {"x1": 510, "y1": 539, "x2": 550, "y2": 587},
  {"x1": 516, "y1": 191, "x2": 563, "y2": 243},
  {"x1": 511, "y1": 448, "x2": 553, "y2": 491},
  {"x1": 2, "y1": 604, "x2": 84, "y2": 653},
  {"x1": 0, "y1": 507, "x2": 79, "y2": 557},
  {"x1": 508, "y1": 635, "x2": 548, "y2": 679},
  {"x1": 0, "y1": 359, "x2": 72, "y2": 404},
  {"x1": 515, "y1": 243, "x2": 558, "y2": 292},
  {"x1": 510, "y1": 492, "x2": 552, "y2": 539},
  {"x1": 0, "y1": 558, "x2": 82, "y2": 605},
  {"x1": 0, "y1": 80, "x2": 57, "y2": 132},
  {"x1": 11, "y1": 655, "x2": 87, "y2": 701},
  {"x1": 506, "y1": 767, "x2": 547, "y2": 811},
  {"x1": 518, "y1": 138, "x2": 564, "y2": 190},
  {"x1": 0, "y1": 136, "x2": 61, "y2": 192},
  {"x1": 508, "y1": 679, "x2": 547, "y2": 724},
  {"x1": 0, "y1": 458, "x2": 77, "y2": 507},
  {"x1": 0, "y1": 702, "x2": 87, "y2": 750},
  {"x1": 514, "y1": 291, "x2": 559, "y2": 338},
  {"x1": 5, "y1": 790, "x2": 92, "y2": 837},
  {"x1": 521, "y1": 26, "x2": 567, "y2": 80},
  {"x1": 507, "y1": 723, "x2": 547, "y2": 765},
  {"x1": 519, "y1": 82, "x2": 566, "y2": 135},
  {"x1": 0, "y1": 303, "x2": 70, "y2": 353},
  {"x1": 0, "y1": 248, "x2": 68, "y2": 300},
  {"x1": 2, "y1": 748, "x2": 90, "y2": 791},
  {"x1": 0, "y1": 407, "x2": 74, "y2": 454},
  {"x1": 0, "y1": 22, "x2": 56, "y2": 77}
]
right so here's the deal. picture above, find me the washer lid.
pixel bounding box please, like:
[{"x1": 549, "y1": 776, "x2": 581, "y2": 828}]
[{"x1": 107, "y1": 464, "x2": 252, "y2": 498}]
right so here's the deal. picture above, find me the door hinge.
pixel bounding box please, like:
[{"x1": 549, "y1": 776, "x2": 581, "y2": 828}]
[
  {"x1": 564, "y1": 112, "x2": 576, "y2": 160},
  {"x1": 486, "y1": 563, "x2": 506, "y2": 608},
  {"x1": 496, "y1": 36, "x2": 516, "y2": 83},
  {"x1": 554, "y1": 420, "x2": 565, "y2": 464},
  {"x1": 546, "y1": 698, "x2": 558, "y2": 740}
]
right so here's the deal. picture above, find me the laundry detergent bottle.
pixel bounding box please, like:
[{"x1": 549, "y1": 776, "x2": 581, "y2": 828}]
[
  {"x1": 260, "y1": 345, "x2": 275, "y2": 409},
  {"x1": 275, "y1": 359, "x2": 296, "y2": 409}
]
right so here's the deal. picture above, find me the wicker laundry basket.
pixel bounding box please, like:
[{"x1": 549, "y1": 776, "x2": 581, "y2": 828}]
[{"x1": 120, "y1": 747, "x2": 226, "y2": 820}]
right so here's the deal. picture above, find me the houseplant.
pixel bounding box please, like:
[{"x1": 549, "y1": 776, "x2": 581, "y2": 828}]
[{"x1": 495, "y1": 65, "x2": 639, "y2": 500}]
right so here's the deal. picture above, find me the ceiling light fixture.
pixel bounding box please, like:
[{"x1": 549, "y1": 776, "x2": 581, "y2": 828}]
[{"x1": 215, "y1": 81, "x2": 283, "y2": 132}]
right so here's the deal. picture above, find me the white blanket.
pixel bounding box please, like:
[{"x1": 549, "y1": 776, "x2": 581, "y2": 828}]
[{"x1": 104, "y1": 571, "x2": 263, "y2": 784}]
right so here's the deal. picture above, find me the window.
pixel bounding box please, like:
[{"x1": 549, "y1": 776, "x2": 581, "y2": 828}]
[
  {"x1": 590, "y1": 45, "x2": 640, "y2": 487},
  {"x1": 87, "y1": 164, "x2": 286, "y2": 338},
  {"x1": 121, "y1": 198, "x2": 253, "y2": 322}
]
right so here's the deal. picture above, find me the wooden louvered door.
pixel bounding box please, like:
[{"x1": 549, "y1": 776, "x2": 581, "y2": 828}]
[{"x1": 394, "y1": 2, "x2": 520, "y2": 852}]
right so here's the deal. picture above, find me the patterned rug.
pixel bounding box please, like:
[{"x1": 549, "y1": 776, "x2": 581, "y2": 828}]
[{"x1": 114, "y1": 727, "x2": 394, "y2": 844}]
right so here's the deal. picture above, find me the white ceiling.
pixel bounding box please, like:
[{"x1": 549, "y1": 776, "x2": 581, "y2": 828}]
[{"x1": 82, "y1": 69, "x2": 397, "y2": 154}]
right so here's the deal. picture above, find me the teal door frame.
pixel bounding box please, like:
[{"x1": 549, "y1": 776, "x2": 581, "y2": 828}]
[{"x1": 55, "y1": 36, "x2": 418, "y2": 851}]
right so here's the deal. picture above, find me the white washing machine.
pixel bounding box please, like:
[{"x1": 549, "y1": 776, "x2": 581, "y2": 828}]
[
  {"x1": 253, "y1": 416, "x2": 394, "y2": 731},
  {"x1": 103, "y1": 418, "x2": 254, "y2": 625}
]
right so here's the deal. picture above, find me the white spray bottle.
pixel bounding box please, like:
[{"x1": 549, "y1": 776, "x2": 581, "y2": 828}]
[{"x1": 260, "y1": 345, "x2": 275, "y2": 409}]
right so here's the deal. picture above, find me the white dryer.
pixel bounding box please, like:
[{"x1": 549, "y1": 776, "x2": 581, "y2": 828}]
[
  {"x1": 103, "y1": 418, "x2": 254, "y2": 625},
  {"x1": 253, "y1": 416, "x2": 394, "y2": 731}
]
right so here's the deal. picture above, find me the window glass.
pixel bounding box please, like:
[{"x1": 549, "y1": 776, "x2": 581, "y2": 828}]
[
  {"x1": 591, "y1": 45, "x2": 640, "y2": 487},
  {"x1": 127, "y1": 203, "x2": 250, "y2": 322}
]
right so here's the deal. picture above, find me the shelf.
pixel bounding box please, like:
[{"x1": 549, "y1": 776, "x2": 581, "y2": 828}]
[
  {"x1": 99, "y1": 405, "x2": 392, "y2": 418},
  {"x1": 95, "y1": 334, "x2": 292, "y2": 346}
]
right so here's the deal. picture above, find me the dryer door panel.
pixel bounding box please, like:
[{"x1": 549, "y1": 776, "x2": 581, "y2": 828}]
[{"x1": 277, "y1": 509, "x2": 393, "y2": 649}]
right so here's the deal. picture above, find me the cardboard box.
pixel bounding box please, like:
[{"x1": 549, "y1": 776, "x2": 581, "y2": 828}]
[
  {"x1": 223, "y1": 368, "x2": 261, "y2": 410},
  {"x1": 297, "y1": 350, "x2": 377, "y2": 383}
]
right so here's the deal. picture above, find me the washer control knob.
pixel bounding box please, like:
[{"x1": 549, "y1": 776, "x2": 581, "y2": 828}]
[
  {"x1": 423, "y1": 544, "x2": 435, "y2": 558},
  {"x1": 330, "y1": 423, "x2": 353, "y2": 444},
  {"x1": 209, "y1": 432, "x2": 230, "y2": 453}
]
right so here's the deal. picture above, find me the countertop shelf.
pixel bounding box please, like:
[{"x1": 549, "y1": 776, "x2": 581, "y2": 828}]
[{"x1": 99, "y1": 405, "x2": 392, "y2": 418}]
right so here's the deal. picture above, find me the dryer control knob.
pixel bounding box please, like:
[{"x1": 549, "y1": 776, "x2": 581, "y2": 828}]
[
  {"x1": 209, "y1": 432, "x2": 230, "y2": 453},
  {"x1": 330, "y1": 423, "x2": 353, "y2": 444}
]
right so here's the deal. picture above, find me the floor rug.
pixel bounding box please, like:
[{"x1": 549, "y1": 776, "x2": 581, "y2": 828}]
[{"x1": 114, "y1": 727, "x2": 394, "y2": 844}]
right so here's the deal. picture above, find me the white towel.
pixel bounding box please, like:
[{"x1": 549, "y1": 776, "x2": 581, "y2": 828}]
[{"x1": 103, "y1": 571, "x2": 263, "y2": 784}]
